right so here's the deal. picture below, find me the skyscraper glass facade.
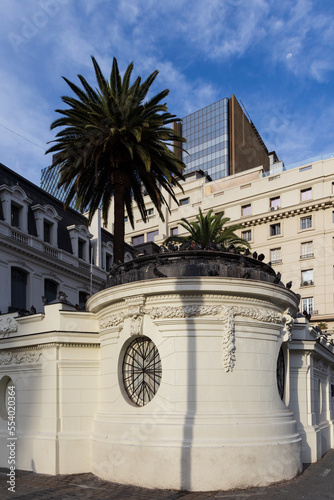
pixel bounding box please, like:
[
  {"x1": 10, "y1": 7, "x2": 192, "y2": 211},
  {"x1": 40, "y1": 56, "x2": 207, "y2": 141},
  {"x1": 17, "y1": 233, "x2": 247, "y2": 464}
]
[
  {"x1": 40, "y1": 166, "x2": 76, "y2": 208},
  {"x1": 182, "y1": 98, "x2": 229, "y2": 181}
]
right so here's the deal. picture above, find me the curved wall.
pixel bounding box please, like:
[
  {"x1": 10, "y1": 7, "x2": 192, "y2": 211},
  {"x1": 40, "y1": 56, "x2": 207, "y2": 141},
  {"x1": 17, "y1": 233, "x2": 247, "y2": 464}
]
[{"x1": 88, "y1": 277, "x2": 302, "y2": 491}]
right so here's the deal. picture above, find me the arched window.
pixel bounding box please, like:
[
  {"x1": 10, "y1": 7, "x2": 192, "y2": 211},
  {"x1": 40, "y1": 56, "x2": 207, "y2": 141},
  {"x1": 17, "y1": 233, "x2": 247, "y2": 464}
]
[
  {"x1": 44, "y1": 279, "x2": 58, "y2": 304},
  {"x1": 0, "y1": 376, "x2": 14, "y2": 420},
  {"x1": 11, "y1": 267, "x2": 28, "y2": 311}
]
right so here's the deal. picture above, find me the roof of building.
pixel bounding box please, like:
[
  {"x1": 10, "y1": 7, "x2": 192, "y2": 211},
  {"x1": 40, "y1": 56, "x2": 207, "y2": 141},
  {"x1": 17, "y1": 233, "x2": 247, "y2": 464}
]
[{"x1": 0, "y1": 162, "x2": 118, "y2": 255}]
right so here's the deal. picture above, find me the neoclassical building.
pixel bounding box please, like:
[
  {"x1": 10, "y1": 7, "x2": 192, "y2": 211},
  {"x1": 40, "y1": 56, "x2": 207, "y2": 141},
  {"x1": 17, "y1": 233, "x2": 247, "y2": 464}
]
[
  {"x1": 111, "y1": 154, "x2": 334, "y2": 331},
  {"x1": 0, "y1": 162, "x2": 134, "y2": 316},
  {"x1": 0, "y1": 251, "x2": 333, "y2": 491}
]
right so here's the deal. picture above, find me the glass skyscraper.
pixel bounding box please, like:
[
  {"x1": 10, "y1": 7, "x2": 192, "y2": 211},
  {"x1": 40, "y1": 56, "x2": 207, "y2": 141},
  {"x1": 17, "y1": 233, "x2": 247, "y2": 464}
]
[
  {"x1": 180, "y1": 95, "x2": 271, "y2": 181},
  {"x1": 182, "y1": 98, "x2": 229, "y2": 181},
  {"x1": 41, "y1": 166, "x2": 76, "y2": 208}
]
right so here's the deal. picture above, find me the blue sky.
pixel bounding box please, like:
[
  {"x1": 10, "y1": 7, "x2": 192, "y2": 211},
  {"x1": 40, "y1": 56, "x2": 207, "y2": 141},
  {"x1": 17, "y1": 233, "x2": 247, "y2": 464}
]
[{"x1": 0, "y1": 0, "x2": 334, "y2": 185}]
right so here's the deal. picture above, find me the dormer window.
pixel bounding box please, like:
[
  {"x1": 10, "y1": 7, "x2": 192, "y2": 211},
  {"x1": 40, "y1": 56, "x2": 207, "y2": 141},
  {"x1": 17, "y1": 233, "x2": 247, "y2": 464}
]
[
  {"x1": 0, "y1": 185, "x2": 32, "y2": 233},
  {"x1": 106, "y1": 253, "x2": 113, "y2": 271},
  {"x1": 31, "y1": 204, "x2": 61, "y2": 247},
  {"x1": 78, "y1": 239, "x2": 85, "y2": 260},
  {"x1": 44, "y1": 220, "x2": 52, "y2": 243},
  {"x1": 67, "y1": 224, "x2": 92, "y2": 262},
  {"x1": 11, "y1": 203, "x2": 20, "y2": 228}
]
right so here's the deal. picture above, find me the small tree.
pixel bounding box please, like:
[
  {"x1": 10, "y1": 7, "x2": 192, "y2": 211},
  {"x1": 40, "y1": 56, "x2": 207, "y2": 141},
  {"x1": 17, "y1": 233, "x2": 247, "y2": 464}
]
[
  {"x1": 317, "y1": 321, "x2": 328, "y2": 331},
  {"x1": 164, "y1": 208, "x2": 250, "y2": 251}
]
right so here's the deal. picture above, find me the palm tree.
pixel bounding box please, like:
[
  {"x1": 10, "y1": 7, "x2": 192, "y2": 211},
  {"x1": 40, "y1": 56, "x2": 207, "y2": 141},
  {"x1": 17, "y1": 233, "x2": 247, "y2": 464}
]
[
  {"x1": 164, "y1": 208, "x2": 250, "y2": 251},
  {"x1": 46, "y1": 57, "x2": 186, "y2": 262}
]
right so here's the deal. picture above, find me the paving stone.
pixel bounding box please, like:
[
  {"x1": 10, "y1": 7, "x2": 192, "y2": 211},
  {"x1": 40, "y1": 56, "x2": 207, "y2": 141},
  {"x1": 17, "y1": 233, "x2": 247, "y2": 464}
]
[{"x1": 0, "y1": 450, "x2": 334, "y2": 499}]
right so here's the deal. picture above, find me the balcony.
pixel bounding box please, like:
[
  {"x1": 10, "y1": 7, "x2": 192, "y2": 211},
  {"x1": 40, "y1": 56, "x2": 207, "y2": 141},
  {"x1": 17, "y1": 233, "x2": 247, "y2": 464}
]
[
  {"x1": 301, "y1": 280, "x2": 314, "y2": 286},
  {"x1": 44, "y1": 244, "x2": 60, "y2": 259},
  {"x1": 300, "y1": 253, "x2": 314, "y2": 259},
  {"x1": 11, "y1": 229, "x2": 28, "y2": 245}
]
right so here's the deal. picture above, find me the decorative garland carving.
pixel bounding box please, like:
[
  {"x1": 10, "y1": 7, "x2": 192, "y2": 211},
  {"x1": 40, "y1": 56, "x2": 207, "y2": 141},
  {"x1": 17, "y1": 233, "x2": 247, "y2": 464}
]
[
  {"x1": 313, "y1": 358, "x2": 328, "y2": 373},
  {"x1": 146, "y1": 305, "x2": 282, "y2": 372},
  {"x1": 0, "y1": 318, "x2": 18, "y2": 337},
  {"x1": 148, "y1": 305, "x2": 221, "y2": 319},
  {"x1": 146, "y1": 293, "x2": 272, "y2": 306},
  {"x1": 0, "y1": 351, "x2": 42, "y2": 365},
  {"x1": 282, "y1": 308, "x2": 294, "y2": 341},
  {"x1": 99, "y1": 313, "x2": 124, "y2": 331},
  {"x1": 221, "y1": 307, "x2": 235, "y2": 372}
]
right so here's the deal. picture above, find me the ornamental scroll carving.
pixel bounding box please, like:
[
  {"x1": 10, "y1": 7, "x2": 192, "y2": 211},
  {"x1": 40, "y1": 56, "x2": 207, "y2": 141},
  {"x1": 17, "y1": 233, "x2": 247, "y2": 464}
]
[
  {"x1": 127, "y1": 306, "x2": 144, "y2": 336},
  {"x1": 0, "y1": 351, "x2": 42, "y2": 365},
  {"x1": 0, "y1": 318, "x2": 18, "y2": 338},
  {"x1": 147, "y1": 305, "x2": 282, "y2": 372}
]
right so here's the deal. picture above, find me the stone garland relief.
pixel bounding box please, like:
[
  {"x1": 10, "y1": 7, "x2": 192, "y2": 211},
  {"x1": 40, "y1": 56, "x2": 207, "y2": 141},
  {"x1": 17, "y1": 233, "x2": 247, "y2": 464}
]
[
  {"x1": 100, "y1": 302, "x2": 284, "y2": 373},
  {"x1": 282, "y1": 308, "x2": 295, "y2": 341},
  {"x1": 313, "y1": 358, "x2": 329, "y2": 373},
  {"x1": 0, "y1": 351, "x2": 42, "y2": 365},
  {"x1": 148, "y1": 304, "x2": 282, "y2": 372},
  {"x1": 0, "y1": 318, "x2": 18, "y2": 338}
]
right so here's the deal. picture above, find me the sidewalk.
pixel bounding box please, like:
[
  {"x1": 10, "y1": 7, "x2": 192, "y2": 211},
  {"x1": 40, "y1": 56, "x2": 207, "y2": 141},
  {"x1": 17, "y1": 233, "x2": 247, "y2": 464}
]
[{"x1": 1, "y1": 450, "x2": 333, "y2": 499}]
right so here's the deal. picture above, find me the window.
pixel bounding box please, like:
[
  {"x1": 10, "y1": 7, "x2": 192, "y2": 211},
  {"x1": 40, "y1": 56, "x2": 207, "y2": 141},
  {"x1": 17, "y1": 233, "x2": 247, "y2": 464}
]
[
  {"x1": 124, "y1": 216, "x2": 128, "y2": 223},
  {"x1": 301, "y1": 241, "x2": 313, "y2": 258},
  {"x1": 11, "y1": 267, "x2": 28, "y2": 311},
  {"x1": 106, "y1": 253, "x2": 113, "y2": 271},
  {"x1": 0, "y1": 376, "x2": 14, "y2": 421},
  {"x1": 147, "y1": 230, "x2": 158, "y2": 242},
  {"x1": 301, "y1": 216, "x2": 312, "y2": 230},
  {"x1": 43, "y1": 220, "x2": 52, "y2": 243},
  {"x1": 44, "y1": 279, "x2": 58, "y2": 304},
  {"x1": 11, "y1": 203, "x2": 20, "y2": 228},
  {"x1": 270, "y1": 248, "x2": 281, "y2": 263},
  {"x1": 241, "y1": 230, "x2": 251, "y2": 242},
  {"x1": 132, "y1": 234, "x2": 145, "y2": 245},
  {"x1": 179, "y1": 198, "x2": 189, "y2": 206},
  {"x1": 170, "y1": 227, "x2": 178, "y2": 236},
  {"x1": 146, "y1": 208, "x2": 154, "y2": 216},
  {"x1": 301, "y1": 269, "x2": 313, "y2": 286},
  {"x1": 301, "y1": 188, "x2": 312, "y2": 201},
  {"x1": 302, "y1": 297, "x2": 313, "y2": 315},
  {"x1": 299, "y1": 165, "x2": 312, "y2": 172},
  {"x1": 332, "y1": 182, "x2": 334, "y2": 194},
  {"x1": 270, "y1": 196, "x2": 280, "y2": 210},
  {"x1": 241, "y1": 204, "x2": 251, "y2": 216},
  {"x1": 270, "y1": 223, "x2": 281, "y2": 236},
  {"x1": 79, "y1": 291, "x2": 88, "y2": 311},
  {"x1": 78, "y1": 239, "x2": 85, "y2": 259}
]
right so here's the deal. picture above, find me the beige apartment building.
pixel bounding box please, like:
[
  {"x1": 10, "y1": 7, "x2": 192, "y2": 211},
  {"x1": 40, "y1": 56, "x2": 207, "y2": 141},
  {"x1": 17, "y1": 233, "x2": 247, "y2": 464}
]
[{"x1": 108, "y1": 155, "x2": 334, "y2": 330}]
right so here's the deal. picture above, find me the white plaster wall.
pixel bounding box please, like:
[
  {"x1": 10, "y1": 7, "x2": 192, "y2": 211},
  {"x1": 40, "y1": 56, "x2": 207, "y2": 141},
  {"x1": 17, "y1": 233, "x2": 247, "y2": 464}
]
[
  {"x1": 0, "y1": 304, "x2": 99, "y2": 474},
  {"x1": 288, "y1": 319, "x2": 334, "y2": 463},
  {"x1": 89, "y1": 277, "x2": 302, "y2": 491}
]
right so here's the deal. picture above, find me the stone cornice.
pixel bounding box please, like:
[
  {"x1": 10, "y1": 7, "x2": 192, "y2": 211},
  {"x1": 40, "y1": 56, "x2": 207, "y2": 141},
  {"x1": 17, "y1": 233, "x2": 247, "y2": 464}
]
[
  {"x1": 0, "y1": 342, "x2": 100, "y2": 365},
  {"x1": 241, "y1": 199, "x2": 334, "y2": 228}
]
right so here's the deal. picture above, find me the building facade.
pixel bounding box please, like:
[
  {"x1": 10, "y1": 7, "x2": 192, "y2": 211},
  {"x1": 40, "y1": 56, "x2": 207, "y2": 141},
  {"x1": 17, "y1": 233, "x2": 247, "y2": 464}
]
[
  {"x1": 0, "y1": 162, "x2": 133, "y2": 315},
  {"x1": 0, "y1": 261, "x2": 333, "y2": 490},
  {"x1": 113, "y1": 154, "x2": 334, "y2": 330},
  {"x1": 176, "y1": 95, "x2": 272, "y2": 181}
]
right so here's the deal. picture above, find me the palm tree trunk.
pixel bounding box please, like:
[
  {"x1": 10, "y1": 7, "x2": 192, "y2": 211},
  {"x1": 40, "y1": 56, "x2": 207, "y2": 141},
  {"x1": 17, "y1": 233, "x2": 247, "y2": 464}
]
[{"x1": 113, "y1": 184, "x2": 126, "y2": 263}]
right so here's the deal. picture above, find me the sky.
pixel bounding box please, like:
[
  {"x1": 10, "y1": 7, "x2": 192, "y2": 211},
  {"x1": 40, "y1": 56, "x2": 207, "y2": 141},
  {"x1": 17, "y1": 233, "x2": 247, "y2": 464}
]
[{"x1": 0, "y1": 0, "x2": 334, "y2": 185}]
